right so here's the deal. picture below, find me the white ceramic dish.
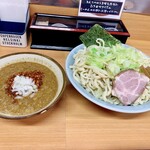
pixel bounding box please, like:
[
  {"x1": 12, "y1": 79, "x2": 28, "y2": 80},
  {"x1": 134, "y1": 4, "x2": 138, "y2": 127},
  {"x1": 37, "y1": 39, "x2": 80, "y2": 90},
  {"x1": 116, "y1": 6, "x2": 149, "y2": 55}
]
[
  {"x1": 66, "y1": 44, "x2": 150, "y2": 113},
  {"x1": 0, "y1": 52, "x2": 66, "y2": 119}
]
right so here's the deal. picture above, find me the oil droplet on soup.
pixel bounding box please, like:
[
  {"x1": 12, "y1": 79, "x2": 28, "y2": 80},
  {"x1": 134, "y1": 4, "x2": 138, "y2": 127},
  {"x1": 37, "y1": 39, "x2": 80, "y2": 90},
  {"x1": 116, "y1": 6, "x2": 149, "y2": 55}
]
[{"x1": 0, "y1": 62, "x2": 58, "y2": 116}]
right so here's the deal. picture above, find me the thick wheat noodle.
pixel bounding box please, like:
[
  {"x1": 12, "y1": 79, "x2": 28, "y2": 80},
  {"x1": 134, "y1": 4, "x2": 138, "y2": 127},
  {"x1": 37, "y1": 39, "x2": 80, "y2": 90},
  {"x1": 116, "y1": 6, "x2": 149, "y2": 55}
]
[{"x1": 70, "y1": 39, "x2": 150, "y2": 105}]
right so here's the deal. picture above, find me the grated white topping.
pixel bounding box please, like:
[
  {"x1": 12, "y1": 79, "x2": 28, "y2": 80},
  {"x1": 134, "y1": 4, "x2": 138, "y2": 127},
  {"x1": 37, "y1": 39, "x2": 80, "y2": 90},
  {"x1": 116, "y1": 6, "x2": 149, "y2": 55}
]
[{"x1": 12, "y1": 75, "x2": 38, "y2": 99}]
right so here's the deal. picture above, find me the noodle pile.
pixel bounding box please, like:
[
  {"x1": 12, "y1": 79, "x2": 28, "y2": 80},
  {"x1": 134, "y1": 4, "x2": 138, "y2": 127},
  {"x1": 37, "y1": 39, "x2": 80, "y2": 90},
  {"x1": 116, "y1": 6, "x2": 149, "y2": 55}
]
[{"x1": 70, "y1": 39, "x2": 150, "y2": 106}]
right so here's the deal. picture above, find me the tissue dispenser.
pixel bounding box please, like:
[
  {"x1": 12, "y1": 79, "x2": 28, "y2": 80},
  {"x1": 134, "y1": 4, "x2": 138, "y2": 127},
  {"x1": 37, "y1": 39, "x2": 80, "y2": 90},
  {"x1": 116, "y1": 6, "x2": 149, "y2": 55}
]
[
  {"x1": 30, "y1": 13, "x2": 130, "y2": 50},
  {"x1": 0, "y1": 11, "x2": 29, "y2": 47}
]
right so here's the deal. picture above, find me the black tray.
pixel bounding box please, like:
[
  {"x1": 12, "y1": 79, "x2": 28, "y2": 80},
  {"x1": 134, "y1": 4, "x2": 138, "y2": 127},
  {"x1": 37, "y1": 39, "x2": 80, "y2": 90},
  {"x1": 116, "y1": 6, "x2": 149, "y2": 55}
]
[{"x1": 30, "y1": 13, "x2": 130, "y2": 51}]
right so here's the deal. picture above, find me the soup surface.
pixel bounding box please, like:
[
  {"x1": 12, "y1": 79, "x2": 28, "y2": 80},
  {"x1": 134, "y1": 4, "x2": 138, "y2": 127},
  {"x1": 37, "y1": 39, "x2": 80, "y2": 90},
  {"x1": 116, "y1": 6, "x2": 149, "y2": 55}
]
[{"x1": 0, "y1": 62, "x2": 58, "y2": 116}]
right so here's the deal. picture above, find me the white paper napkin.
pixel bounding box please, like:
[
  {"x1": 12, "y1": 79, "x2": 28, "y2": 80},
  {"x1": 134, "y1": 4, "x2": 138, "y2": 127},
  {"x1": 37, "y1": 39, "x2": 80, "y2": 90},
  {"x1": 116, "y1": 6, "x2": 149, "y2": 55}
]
[{"x1": 0, "y1": 0, "x2": 29, "y2": 22}]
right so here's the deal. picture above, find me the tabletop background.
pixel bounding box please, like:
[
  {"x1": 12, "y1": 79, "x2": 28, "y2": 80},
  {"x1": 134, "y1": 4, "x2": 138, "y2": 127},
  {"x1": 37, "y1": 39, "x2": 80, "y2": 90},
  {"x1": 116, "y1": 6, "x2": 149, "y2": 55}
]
[{"x1": 0, "y1": 3, "x2": 150, "y2": 150}]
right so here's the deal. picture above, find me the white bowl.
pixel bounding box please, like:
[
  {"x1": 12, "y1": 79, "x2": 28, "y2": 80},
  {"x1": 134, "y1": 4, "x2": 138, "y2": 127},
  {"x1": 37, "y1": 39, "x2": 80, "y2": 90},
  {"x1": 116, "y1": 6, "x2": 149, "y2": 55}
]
[
  {"x1": 0, "y1": 52, "x2": 66, "y2": 119},
  {"x1": 66, "y1": 44, "x2": 150, "y2": 113}
]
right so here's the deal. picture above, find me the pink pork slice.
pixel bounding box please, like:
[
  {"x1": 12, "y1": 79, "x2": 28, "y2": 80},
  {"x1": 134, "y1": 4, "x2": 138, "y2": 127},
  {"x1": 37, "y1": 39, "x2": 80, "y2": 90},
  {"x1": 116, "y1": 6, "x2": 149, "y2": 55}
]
[{"x1": 112, "y1": 69, "x2": 149, "y2": 105}]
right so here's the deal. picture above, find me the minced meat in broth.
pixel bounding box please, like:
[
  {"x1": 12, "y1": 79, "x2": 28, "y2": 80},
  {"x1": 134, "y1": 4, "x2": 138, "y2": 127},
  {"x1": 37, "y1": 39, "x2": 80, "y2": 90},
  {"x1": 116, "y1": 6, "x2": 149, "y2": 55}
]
[{"x1": 0, "y1": 62, "x2": 58, "y2": 116}]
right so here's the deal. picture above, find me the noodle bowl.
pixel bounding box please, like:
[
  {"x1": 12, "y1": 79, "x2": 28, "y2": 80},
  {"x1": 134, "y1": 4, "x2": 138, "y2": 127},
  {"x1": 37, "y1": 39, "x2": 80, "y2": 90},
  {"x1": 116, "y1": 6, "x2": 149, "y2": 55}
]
[{"x1": 69, "y1": 39, "x2": 150, "y2": 106}]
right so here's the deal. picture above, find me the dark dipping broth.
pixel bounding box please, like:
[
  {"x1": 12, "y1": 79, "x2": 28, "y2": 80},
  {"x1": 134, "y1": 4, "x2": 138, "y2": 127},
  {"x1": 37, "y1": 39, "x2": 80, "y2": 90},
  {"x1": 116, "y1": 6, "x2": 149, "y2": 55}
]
[{"x1": 0, "y1": 62, "x2": 58, "y2": 116}]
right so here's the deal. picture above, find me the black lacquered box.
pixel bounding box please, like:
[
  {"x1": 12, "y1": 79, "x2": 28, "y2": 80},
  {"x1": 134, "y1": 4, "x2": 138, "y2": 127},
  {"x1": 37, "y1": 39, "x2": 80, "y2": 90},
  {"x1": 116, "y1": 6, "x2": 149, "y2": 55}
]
[{"x1": 30, "y1": 13, "x2": 130, "y2": 50}]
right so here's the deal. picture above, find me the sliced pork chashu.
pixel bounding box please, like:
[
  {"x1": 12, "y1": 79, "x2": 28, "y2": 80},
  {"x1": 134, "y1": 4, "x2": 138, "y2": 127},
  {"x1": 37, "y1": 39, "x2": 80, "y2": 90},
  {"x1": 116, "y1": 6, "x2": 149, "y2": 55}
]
[{"x1": 112, "y1": 69, "x2": 149, "y2": 105}]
